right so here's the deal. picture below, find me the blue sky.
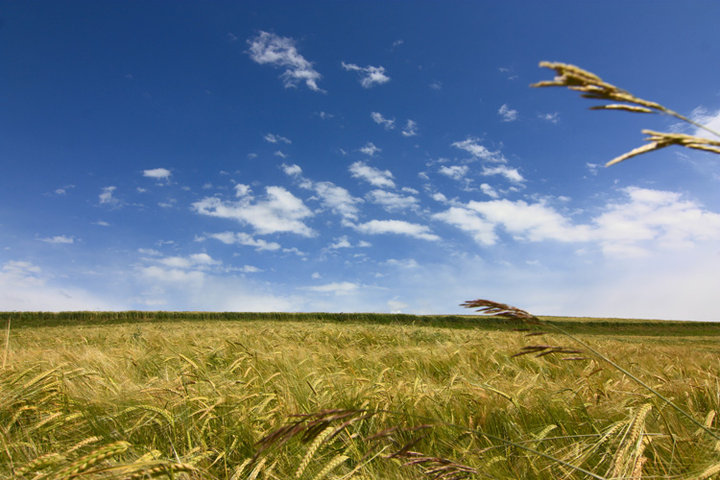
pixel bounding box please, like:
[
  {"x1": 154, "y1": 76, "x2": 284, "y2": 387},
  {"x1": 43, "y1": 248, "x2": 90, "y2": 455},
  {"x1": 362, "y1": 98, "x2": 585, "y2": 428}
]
[{"x1": 2, "y1": 1, "x2": 720, "y2": 319}]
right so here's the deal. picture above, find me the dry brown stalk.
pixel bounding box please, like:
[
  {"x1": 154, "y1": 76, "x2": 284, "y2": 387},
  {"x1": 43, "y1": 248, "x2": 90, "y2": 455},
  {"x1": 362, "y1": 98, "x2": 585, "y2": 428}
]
[
  {"x1": 459, "y1": 299, "x2": 541, "y2": 324},
  {"x1": 254, "y1": 409, "x2": 372, "y2": 459},
  {"x1": 393, "y1": 450, "x2": 478, "y2": 480},
  {"x1": 532, "y1": 61, "x2": 720, "y2": 166},
  {"x1": 511, "y1": 345, "x2": 583, "y2": 358}
]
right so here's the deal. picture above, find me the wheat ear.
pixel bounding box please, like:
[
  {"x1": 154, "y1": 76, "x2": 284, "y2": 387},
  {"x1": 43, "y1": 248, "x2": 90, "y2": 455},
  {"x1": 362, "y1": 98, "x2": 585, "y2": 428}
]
[{"x1": 532, "y1": 61, "x2": 720, "y2": 166}]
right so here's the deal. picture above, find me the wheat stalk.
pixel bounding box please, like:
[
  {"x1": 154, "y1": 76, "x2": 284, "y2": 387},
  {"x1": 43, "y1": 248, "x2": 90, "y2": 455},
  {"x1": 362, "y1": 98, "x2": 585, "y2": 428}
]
[
  {"x1": 462, "y1": 298, "x2": 720, "y2": 442},
  {"x1": 2, "y1": 317, "x2": 10, "y2": 369},
  {"x1": 532, "y1": 61, "x2": 720, "y2": 166},
  {"x1": 50, "y1": 441, "x2": 130, "y2": 479}
]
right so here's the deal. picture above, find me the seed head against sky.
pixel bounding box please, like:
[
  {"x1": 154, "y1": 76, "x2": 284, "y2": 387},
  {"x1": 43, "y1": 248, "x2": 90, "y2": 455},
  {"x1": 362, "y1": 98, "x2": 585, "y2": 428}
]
[{"x1": 2, "y1": 1, "x2": 720, "y2": 319}]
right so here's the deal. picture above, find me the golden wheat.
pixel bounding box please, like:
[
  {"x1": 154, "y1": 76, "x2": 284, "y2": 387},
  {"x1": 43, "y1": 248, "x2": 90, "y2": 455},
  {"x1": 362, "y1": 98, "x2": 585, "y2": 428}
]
[{"x1": 532, "y1": 61, "x2": 720, "y2": 166}]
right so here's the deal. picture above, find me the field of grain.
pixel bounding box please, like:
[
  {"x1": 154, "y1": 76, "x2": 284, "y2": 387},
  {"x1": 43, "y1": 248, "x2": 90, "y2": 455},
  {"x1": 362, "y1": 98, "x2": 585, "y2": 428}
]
[{"x1": 3, "y1": 312, "x2": 720, "y2": 479}]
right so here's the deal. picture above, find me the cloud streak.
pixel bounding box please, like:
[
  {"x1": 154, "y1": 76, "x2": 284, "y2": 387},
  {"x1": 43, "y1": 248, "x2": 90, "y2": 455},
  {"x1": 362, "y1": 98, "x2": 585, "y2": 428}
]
[
  {"x1": 248, "y1": 31, "x2": 323, "y2": 92},
  {"x1": 192, "y1": 186, "x2": 315, "y2": 236},
  {"x1": 342, "y1": 62, "x2": 390, "y2": 88}
]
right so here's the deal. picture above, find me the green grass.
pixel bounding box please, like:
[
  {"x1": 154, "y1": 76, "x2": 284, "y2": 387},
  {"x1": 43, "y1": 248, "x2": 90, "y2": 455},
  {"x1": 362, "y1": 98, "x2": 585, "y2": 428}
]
[{"x1": 2, "y1": 313, "x2": 719, "y2": 479}]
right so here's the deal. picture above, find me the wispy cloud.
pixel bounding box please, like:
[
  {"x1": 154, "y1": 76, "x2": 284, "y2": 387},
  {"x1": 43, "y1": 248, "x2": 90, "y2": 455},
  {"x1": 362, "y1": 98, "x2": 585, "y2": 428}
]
[
  {"x1": 99, "y1": 186, "x2": 119, "y2": 206},
  {"x1": 352, "y1": 219, "x2": 439, "y2": 241},
  {"x1": 690, "y1": 107, "x2": 720, "y2": 137},
  {"x1": 359, "y1": 142, "x2": 381, "y2": 156},
  {"x1": 313, "y1": 181, "x2": 363, "y2": 221},
  {"x1": 539, "y1": 112, "x2": 559, "y2": 124},
  {"x1": 349, "y1": 161, "x2": 395, "y2": 188},
  {"x1": 192, "y1": 186, "x2": 315, "y2": 236},
  {"x1": 480, "y1": 183, "x2": 500, "y2": 199},
  {"x1": 281, "y1": 164, "x2": 363, "y2": 221},
  {"x1": 264, "y1": 133, "x2": 292, "y2": 144},
  {"x1": 247, "y1": 31, "x2": 323, "y2": 92},
  {"x1": 143, "y1": 168, "x2": 171, "y2": 181},
  {"x1": 366, "y1": 190, "x2": 419, "y2": 212},
  {"x1": 155, "y1": 253, "x2": 221, "y2": 270},
  {"x1": 371, "y1": 112, "x2": 395, "y2": 130},
  {"x1": 39, "y1": 235, "x2": 75, "y2": 244},
  {"x1": 401, "y1": 119, "x2": 418, "y2": 137},
  {"x1": 498, "y1": 104, "x2": 518, "y2": 122},
  {"x1": 200, "y1": 231, "x2": 282, "y2": 251},
  {"x1": 53, "y1": 185, "x2": 75, "y2": 195},
  {"x1": 304, "y1": 281, "x2": 359, "y2": 294},
  {"x1": 451, "y1": 137, "x2": 506, "y2": 162},
  {"x1": 482, "y1": 165, "x2": 524, "y2": 184},
  {"x1": 438, "y1": 165, "x2": 469, "y2": 181},
  {"x1": 341, "y1": 62, "x2": 390, "y2": 88}
]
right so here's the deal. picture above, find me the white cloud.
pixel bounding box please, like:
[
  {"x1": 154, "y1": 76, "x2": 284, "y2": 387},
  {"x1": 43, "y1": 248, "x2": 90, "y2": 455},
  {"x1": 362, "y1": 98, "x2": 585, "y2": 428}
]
[
  {"x1": 0, "y1": 261, "x2": 117, "y2": 311},
  {"x1": 329, "y1": 236, "x2": 352, "y2": 249},
  {"x1": 313, "y1": 181, "x2": 363, "y2": 221},
  {"x1": 202, "y1": 231, "x2": 282, "y2": 251},
  {"x1": 359, "y1": 142, "x2": 381, "y2": 156},
  {"x1": 539, "y1": 112, "x2": 559, "y2": 124},
  {"x1": 156, "y1": 253, "x2": 221, "y2": 270},
  {"x1": 53, "y1": 185, "x2": 74, "y2": 195},
  {"x1": 431, "y1": 192, "x2": 448, "y2": 203},
  {"x1": 480, "y1": 183, "x2": 500, "y2": 199},
  {"x1": 235, "y1": 184, "x2": 252, "y2": 197},
  {"x1": 283, "y1": 167, "x2": 363, "y2": 221},
  {"x1": 451, "y1": 137, "x2": 506, "y2": 163},
  {"x1": 690, "y1": 107, "x2": 720, "y2": 138},
  {"x1": 352, "y1": 219, "x2": 439, "y2": 241},
  {"x1": 39, "y1": 235, "x2": 75, "y2": 244},
  {"x1": 247, "y1": 31, "x2": 323, "y2": 92},
  {"x1": 304, "y1": 281, "x2": 359, "y2": 294},
  {"x1": 467, "y1": 199, "x2": 590, "y2": 243},
  {"x1": 99, "y1": 186, "x2": 118, "y2": 206},
  {"x1": 140, "y1": 265, "x2": 205, "y2": 285},
  {"x1": 240, "y1": 265, "x2": 262, "y2": 273},
  {"x1": 274, "y1": 150, "x2": 287, "y2": 159},
  {"x1": 282, "y1": 163, "x2": 303, "y2": 176},
  {"x1": 429, "y1": 81, "x2": 442, "y2": 90},
  {"x1": 264, "y1": 133, "x2": 292, "y2": 144},
  {"x1": 192, "y1": 186, "x2": 315, "y2": 237},
  {"x1": 432, "y1": 207, "x2": 498, "y2": 245},
  {"x1": 341, "y1": 62, "x2": 390, "y2": 88},
  {"x1": 482, "y1": 165, "x2": 524, "y2": 184},
  {"x1": 593, "y1": 187, "x2": 720, "y2": 257},
  {"x1": 401, "y1": 120, "x2": 418, "y2": 137},
  {"x1": 498, "y1": 104, "x2": 518, "y2": 122},
  {"x1": 434, "y1": 187, "x2": 720, "y2": 258},
  {"x1": 367, "y1": 189, "x2": 419, "y2": 211},
  {"x1": 586, "y1": 163, "x2": 601, "y2": 176},
  {"x1": 371, "y1": 112, "x2": 395, "y2": 130},
  {"x1": 143, "y1": 168, "x2": 171, "y2": 180},
  {"x1": 438, "y1": 165, "x2": 469, "y2": 181},
  {"x1": 349, "y1": 161, "x2": 395, "y2": 188},
  {"x1": 384, "y1": 258, "x2": 419, "y2": 269}
]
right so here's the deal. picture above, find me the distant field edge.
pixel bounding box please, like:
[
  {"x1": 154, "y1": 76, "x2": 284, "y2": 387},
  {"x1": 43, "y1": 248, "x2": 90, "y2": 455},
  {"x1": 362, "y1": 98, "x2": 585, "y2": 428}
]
[{"x1": 1, "y1": 311, "x2": 719, "y2": 336}]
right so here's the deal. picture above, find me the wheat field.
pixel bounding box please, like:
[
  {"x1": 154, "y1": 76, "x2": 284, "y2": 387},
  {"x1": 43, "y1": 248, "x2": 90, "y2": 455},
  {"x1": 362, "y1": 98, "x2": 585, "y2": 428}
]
[{"x1": 2, "y1": 313, "x2": 720, "y2": 479}]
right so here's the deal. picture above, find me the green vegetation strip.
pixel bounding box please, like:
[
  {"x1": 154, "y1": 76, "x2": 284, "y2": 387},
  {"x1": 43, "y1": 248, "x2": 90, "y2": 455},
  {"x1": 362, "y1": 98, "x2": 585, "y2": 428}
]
[{"x1": 2, "y1": 310, "x2": 719, "y2": 336}]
